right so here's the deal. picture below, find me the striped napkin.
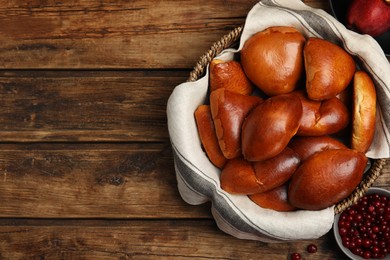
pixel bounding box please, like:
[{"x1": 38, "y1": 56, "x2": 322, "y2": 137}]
[{"x1": 167, "y1": 0, "x2": 390, "y2": 242}]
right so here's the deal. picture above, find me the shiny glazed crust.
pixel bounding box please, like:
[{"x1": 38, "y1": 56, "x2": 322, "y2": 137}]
[
  {"x1": 209, "y1": 59, "x2": 254, "y2": 95},
  {"x1": 304, "y1": 37, "x2": 356, "y2": 100},
  {"x1": 351, "y1": 70, "x2": 377, "y2": 153},
  {"x1": 240, "y1": 26, "x2": 305, "y2": 96},
  {"x1": 288, "y1": 149, "x2": 368, "y2": 210},
  {"x1": 194, "y1": 105, "x2": 227, "y2": 168}
]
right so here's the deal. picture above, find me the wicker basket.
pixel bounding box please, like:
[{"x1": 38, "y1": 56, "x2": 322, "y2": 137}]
[{"x1": 187, "y1": 25, "x2": 387, "y2": 215}]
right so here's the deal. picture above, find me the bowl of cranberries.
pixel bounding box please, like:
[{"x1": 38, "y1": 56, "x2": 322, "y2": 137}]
[{"x1": 334, "y1": 187, "x2": 390, "y2": 259}]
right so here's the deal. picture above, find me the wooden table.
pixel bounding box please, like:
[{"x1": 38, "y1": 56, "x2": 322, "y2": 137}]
[{"x1": 0, "y1": 0, "x2": 388, "y2": 259}]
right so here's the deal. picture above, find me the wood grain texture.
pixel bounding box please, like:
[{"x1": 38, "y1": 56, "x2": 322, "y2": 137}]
[
  {"x1": 0, "y1": 70, "x2": 185, "y2": 142},
  {"x1": 0, "y1": 142, "x2": 388, "y2": 218},
  {"x1": 0, "y1": 0, "x2": 259, "y2": 69},
  {"x1": 0, "y1": 219, "x2": 344, "y2": 259},
  {"x1": 0, "y1": 143, "x2": 211, "y2": 218},
  {"x1": 0, "y1": 0, "x2": 330, "y2": 69}
]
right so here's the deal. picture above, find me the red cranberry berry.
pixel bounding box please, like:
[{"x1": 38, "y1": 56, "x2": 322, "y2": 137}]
[
  {"x1": 362, "y1": 238, "x2": 372, "y2": 248},
  {"x1": 339, "y1": 227, "x2": 348, "y2": 237},
  {"x1": 363, "y1": 250, "x2": 371, "y2": 259},
  {"x1": 307, "y1": 244, "x2": 317, "y2": 253},
  {"x1": 290, "y1": 252, "x2": 301, "y2": 260}
]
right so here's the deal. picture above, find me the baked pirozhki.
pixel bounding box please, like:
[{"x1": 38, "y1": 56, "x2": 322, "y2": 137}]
[
  {"x1": 241, "y1": 26, "x2": 305, "y2": 96},
  {"x1": 194, "y1": 26, "x2": 376, "y2": 212}
]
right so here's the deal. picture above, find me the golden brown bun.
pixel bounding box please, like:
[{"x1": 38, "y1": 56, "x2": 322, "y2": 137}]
[
  {"x1": 242, "y1": 93, "x2": 302, "y2": 161},
  {"x1": 194, "y1": 105, "x2": 227, "y2": 169},
  {"x1": 240, "y1": 26, "x2": 306, "y2": 96},
  {"x1": 351, "y1": 71, "x2": 377, "y2": 153},
  {"x1": 288, "y1": 149, "x2": 367, "y2": 210},
  {"x1": 220, "y1": 148, "x2": 300, "y2": 195},
  {"x1": 304, "y1": 37, "x2": 356, "y2": 100},
  {"x1": 209, "y1": 59, "x2": 254, "y2": 95},
  {"x1": 253, "y1": 147, "x2": 301, "y2": 193},
  {"x1": 210, "y1": 88, "x2": 262, "y2": 159},
  {"x1": 249, "y1": 184, "x2": 297, "y2": 212},
  {"x1": 293, "y1": 90, "x2": 350, "y2": 136},
  {"x1": 220, "y1": 158, "x2": 262, "y2": 195},
  {"x1": 289, "y1": 135, "x2": 347, "y2": 161}
]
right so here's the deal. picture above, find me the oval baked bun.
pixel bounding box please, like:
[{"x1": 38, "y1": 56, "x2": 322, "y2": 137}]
[
  {"x1": 209, "y1": 59, "x2": 254, "y2": 95},
  {"x1": 240, "y1": 26, "x2": 305, "y2": 96},
  {"x1": 351, "y1": 70, "x2": 377, "y2": 153},
  {"x1": 241, "y1": 93, "x2": 302, "y2": 161},
  {"x1": 288, "y1": 149, "x2": 367, "y2": 210},
  {"x1": 194, "y1": 105, "x2": 227, "y2": 169},
  {"x1": 210, "y1": 88, "x2": 262, "y2": 159},
  {"x1": 304, "y1": 37, "x2": 356, "y2": 100}
]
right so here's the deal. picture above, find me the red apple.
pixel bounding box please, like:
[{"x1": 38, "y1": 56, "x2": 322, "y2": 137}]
[{"x1": 347, "y1": 0, "x2": 390, "y2": 37}]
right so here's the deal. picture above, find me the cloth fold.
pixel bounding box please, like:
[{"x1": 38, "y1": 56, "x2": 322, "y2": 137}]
[{"x1": 167, "y1": 0, "x2": 390, "y2": 242}]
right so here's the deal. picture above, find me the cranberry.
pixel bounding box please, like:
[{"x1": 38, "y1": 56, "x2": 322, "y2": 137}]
[
  {"x1": 362, "y1": 238, "x2": 372, "y2": 248},
  {"x1": 373, "y1": 226, "x2": 380, "y2": 233},
  {"x1": 290, "y1": 252, "x2": 301, "y2": 260},
  {"x1": 379, "y1": 240, "x2": 387, "y2": 248},
  {"x1": 372, "y1": 246, "x2": 380, "y2": 254},
  {"x1": 374, "y1": 200, "x2": 382, "y2": 208},
  {"x1": 354, "y1": 214, "x2": 363, "y2": 222},
  {"x1": 307, "y1": 244, "x2": 317, "y2": 253},
  {"x1": 339, "y1": 227, "x2": 348, "y2": 237},
  {"x1": 363, "y1": 251, "x2": 371, "y2": 259},
  {"x1": 355, "y1": 237, "x2": 363, "y2": 246},
  {"x1": 343, "y1": 239, "x2": 351, "y2": 248},
  {"x1": 352, "y1": 247, "x2": 363, "y2": 256}
]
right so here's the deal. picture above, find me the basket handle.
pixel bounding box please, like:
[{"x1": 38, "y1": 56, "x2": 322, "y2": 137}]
[{"x1": 188, "y1": 26, "x2": 243, "y2": 82}]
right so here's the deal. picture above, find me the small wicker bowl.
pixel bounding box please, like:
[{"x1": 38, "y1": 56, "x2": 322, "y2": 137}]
[{"x1": 187, "y1": 25, "x2": 387, "y2": 216}]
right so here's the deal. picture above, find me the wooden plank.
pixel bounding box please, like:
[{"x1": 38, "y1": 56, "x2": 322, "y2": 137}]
[
  {"x1": 0, "y1": 70, "x2": 186, "y2": 142},
  {"x1": 0, "y1": 219, "x2": 345, "y2": 259},
  {"x1": 0, "y1": 143, "x2": 211, "y2": 218},
  {"x1": 373, "y1": 159, "x2": 390, "y2": 189},
  {"x1": 0, "y1": 0, "x2": 259, "y2": 69},
  {"x1": 0, "y1": 143, "x2": 388, "y2": 218},
  {"x1": 0, "y1": 0, "x2": 330, "y2": 69}
]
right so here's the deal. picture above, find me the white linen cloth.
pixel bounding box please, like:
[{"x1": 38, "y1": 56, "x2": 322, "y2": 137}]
[{"x1": 167, "y1": 0, "x2": 390, "y2": 242}]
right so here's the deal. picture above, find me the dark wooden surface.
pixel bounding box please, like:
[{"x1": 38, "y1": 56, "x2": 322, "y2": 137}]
[{"x1": 0, "y1": 0, "x2": 388, "y2": 259}]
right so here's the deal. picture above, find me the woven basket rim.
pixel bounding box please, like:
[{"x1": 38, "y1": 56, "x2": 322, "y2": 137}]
[{"x1": 188, "y1": 26, "x2": 388, "y2": 215}]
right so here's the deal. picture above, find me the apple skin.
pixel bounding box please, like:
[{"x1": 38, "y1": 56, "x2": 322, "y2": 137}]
[{"x1": 347, "y1": 0, "x2": 390, "y2": 37}]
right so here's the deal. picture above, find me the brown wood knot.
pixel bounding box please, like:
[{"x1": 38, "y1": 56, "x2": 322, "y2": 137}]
[{"x1": 96, "y1": 175, "x2": 125, "y2": 186}]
